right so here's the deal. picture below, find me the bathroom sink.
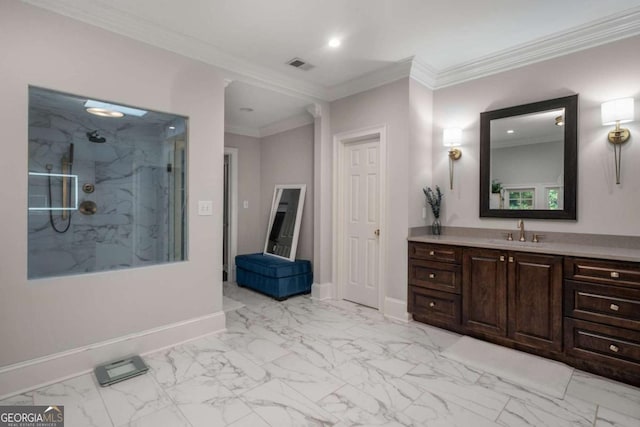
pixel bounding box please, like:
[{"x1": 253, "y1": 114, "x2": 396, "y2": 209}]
[{"x1": 486, "y1": 239, "x2": 546, "y2": 248}]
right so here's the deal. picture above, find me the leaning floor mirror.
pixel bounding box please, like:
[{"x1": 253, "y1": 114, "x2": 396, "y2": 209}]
[{"x1": 263, "y1": 184, "x2": 306, "y2": 261}]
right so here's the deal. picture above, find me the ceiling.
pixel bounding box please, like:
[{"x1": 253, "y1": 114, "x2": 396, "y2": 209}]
[{"x1": 23, "y1": 0, "x2": 640, "y2": 134}]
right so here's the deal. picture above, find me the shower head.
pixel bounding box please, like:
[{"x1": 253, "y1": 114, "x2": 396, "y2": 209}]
[{"x1": 87, "y1": 131, "x2": 106, "y2": 143}]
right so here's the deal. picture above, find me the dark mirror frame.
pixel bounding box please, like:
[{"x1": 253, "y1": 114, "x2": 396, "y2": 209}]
[{"x1": 479, "y1": 94, "x2": 578, "y2": 220}]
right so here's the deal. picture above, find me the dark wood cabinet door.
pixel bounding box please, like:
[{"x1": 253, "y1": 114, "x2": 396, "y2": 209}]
[
  {"x1": 462, "y1": 248, "x2": 507, "y2": 336},
  {"x1": 508, "y1": 252, "x2": 563, "y2": 352}
]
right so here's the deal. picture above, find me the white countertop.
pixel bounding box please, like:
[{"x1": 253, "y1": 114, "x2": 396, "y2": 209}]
[{"x1": 408, "y1": 234, "x2": 640, "y2": 263}]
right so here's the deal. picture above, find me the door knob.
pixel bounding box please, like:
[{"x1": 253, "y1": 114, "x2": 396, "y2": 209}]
[{"x1": 374, "y1": 229, "x2": 380, "y2": 236}]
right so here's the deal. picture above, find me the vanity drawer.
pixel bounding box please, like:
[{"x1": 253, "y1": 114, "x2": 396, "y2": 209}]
[
  {"x1": 565, "y1": 258, "x2": 640, "y2": 289},
  {"x1": 565, "y1": 318, "x2": 640, "y2": 371},
  {"x1": 408, "y1": 286, "x2": 460, "y2": 326},
  {"x1": 409, "y1": 259, "x2": 461, "y2": 293},
  {"x1": 565, "y1": 281, "x2": 640, "y2": 331},
  {"x1": 409, "y1": 242, "x2": 462, "y2": 264}
]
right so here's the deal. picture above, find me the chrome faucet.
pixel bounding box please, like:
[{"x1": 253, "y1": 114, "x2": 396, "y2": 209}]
[{"x1": 518, "y1": 219, "x2": 526, "y2": 242}]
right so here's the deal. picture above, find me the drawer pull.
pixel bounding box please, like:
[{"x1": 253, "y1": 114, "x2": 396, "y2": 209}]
[
  {"x1": 509, "y1": 257, "x2": 514, "y2": 263},
  {"x1": 499, "y1": 256, "x2": 505, "y2": 262},
  {"x1": 610, "y1": 303, "x2": 620, "y2": 312},
  {"x1": 429, "y1": 250, "x2": 435, "y2": 256},
  {"x1": 429, "y1": 302, "x2": 436, "y2": 308},
  {"x1": 609, "y1": 344, "x2": 619, "y2": 353},
  {"x1": 610, "y1": 271, "x2": 620, "y2": 278},
  {"x1": 428, "y1": 273, "x2": 435, "y2": 279}
]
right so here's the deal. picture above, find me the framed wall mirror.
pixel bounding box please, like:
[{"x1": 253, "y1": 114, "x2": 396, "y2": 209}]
[
  {"x1": 264, "y1": 184, "x2": 306, "y2": 261},
  {"x1": 480, "y1": 94, "x2": 578, "y2": 219}
]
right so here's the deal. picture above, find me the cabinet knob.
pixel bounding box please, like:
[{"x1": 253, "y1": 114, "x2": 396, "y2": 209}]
[
  {"x1": 610, "y1": 271, "x2": 620, "y2": 279},
  {"x1": 429, "y1": 273, "x2": 435, "y2": 279},
  {"x1": 609, "y1": 344, "x2": 619, "y2": 353},
  {"x1": 429, "y1": 302, "x2": 436, "y2": 308},
  {"x1": 610, "y1": 303, "x2": 620, "y2": 312},
  {"x1": 429, "y1": 250, "x2": 435, "y2": 256},
  {"x1": 499, "y1": 256, "x2": 505, "y2": 262}
]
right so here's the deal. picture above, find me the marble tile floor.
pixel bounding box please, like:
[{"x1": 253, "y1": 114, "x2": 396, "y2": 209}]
[{"x1": 2, "y1": 282, "x2": 640, "y2": 427}]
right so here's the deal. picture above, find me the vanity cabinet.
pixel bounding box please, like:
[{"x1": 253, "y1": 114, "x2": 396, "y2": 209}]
[
  {"x1": 462, "y1": 248, "x2": 507, "y2": 336},
  {"x1": 408, "y1": 241, "x2": 640, "y2": 387},
  {"x1": 564, "y1": 257, "x2": 640, "y2": 385},
  {"x1": 408, "y1": 242, "x2": 462, "y2": 330},
  {"x1": 462, "y1": 248, "x2": 563, "y2": 352}
]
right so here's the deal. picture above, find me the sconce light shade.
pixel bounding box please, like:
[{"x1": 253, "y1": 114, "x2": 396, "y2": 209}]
[
  {"x1": 443, "y1": 128, "x2": 462, "y2": 147},
  {"x1": 443, "y1": 128, "x2": 462, "y2": 190},
  {"x1": 601, "y1": 97, "x2": 634, "y2": 185},
  {"x1": 601, "y1": 98, "x2": 634, "y2": 125}
]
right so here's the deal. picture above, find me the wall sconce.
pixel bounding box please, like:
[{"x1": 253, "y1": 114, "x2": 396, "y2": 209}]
[
  {"x1": 601, "y1": 98, "x2": 634, "y2": 184},
  {"x1": 443, "y1": 128, "x2": 462, "y2": 190}
]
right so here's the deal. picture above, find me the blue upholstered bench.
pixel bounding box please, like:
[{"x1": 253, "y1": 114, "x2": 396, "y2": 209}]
[{"x1": 235, "y1": 253, "x2": 313, "y2": 300}]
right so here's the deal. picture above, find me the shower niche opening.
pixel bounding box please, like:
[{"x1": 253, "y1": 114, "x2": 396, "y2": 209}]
[{"x1": 28, "y1": 87, "x2": 188, "y2": 279}]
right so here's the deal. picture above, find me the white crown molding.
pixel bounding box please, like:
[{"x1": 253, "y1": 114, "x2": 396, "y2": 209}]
[
  {"x1": 259, "y1": 113, "x2": 314, "y2": 138},
  {"x1": 22, "y1": 0, "x2": 329, "y2": 100},
  {"x1": 23, "y1": 1, "x2": 640, "y2": 99},
  {"x1": 327, "y1": 58, "x2": 414, "y2": 101},
  {"x1": 432, "y1": 6, "x2": 640, "y2": 89},
  {"x1": 224, "y1": 125, "x2": 261, "y2": 138},
  {"x1": 306, "y1": 103, "x2": 322, "y2": 119},
  {"x1": 409, "y1": 59, "x2": 437, "y2": 90},
  {"x1": 225, "y1": 112, "x2": 313, "y2": 139}
]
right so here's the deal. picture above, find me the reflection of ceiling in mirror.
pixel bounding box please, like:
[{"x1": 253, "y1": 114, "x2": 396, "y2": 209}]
[{"x1": 491, "y1": 109, "x2": 564, "y2": 149}]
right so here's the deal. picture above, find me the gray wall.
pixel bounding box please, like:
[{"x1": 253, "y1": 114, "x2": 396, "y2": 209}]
[
  {"x1": 330, "y1": 78, "x2": 410, "y2": 301},
  {"x1": 0, "y1": 2, "x2": 224, "y2": 368},
  {"x1": 260, "y1": 124, "x2": 314, "y2": 261},
  {"x1": 432, "y1": 35, "x2": 640, "y2": 235}
]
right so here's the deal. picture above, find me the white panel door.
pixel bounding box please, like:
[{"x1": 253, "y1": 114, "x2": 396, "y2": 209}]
[{"x1": 343, "y1": 138, "x2": 380, "y2": 308}]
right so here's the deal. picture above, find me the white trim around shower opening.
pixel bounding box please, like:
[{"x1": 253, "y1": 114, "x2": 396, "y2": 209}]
[{"x1": 224, "y1": 147, "x2": 238, "y2": 283}]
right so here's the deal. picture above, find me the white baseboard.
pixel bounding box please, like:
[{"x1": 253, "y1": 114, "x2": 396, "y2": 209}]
[
  {"x1": 0, "y1": 311, "x2": 226, "y2": 399},
  {"x1": 384, "y1": 297, "x2": 410, "y2": 323},
  {"x1": 311, "y1": 282, "x2": 334, "y2": 300}
]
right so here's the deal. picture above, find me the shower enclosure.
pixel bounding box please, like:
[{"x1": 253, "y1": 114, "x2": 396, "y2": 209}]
[{"x1": 27, "y1": 87, "x2": 188, "y2": 279}]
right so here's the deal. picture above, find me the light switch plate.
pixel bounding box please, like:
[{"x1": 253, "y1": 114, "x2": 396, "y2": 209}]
[{"x1": 198, "y1": 200, "x2": 213, "y2": 216}]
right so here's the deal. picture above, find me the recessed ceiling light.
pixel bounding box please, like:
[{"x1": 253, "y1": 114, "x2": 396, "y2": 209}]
[
  {"x1": 84, "y1": 100, "x2": 147, "y2": 117},
  {"x1": 86, "y1": 107, "x2": 124, "y2": 118},
  {"x1": 239, "y1": 107, "x2": 254, "y2": 112},
  {"x1": 507, "y1": 129, "x2": 515, "y2": 134},
  {"x1": 328, "y1": 38, "x2": 341, "y2": 48}
]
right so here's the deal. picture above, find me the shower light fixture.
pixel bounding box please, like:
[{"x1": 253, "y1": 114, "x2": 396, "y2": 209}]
[
  {"x1": 86, "y1": 107, "x2": 124, "y2": 118},
  {"x1": 84, "y1": 100, "x2": 147, "y2": 117}
]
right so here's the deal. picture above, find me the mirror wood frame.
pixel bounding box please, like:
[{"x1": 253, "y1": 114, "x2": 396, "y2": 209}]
[{"x1": 479, "y1": 94, "x2": 578, "y2": 220}]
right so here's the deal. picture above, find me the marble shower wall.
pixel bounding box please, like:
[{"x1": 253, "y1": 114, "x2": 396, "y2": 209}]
[{"x1": 27, "y1": 97, "x2": 183, "y2": 279}]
